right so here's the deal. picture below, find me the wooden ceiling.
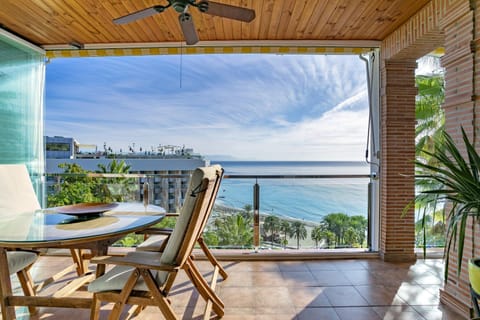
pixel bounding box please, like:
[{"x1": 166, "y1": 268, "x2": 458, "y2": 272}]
[{"x1": 0, "y1": 0, "x2": 431, "y2": 49}]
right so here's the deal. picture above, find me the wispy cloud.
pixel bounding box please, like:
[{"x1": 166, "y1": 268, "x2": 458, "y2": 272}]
[{"x1": 46, "y1": 54, "x2": 368, "y2": 160}]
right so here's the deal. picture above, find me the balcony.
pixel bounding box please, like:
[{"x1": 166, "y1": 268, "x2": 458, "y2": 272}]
[{"x1": 25, "y1": 172, "x2": 460, "y2": 319}]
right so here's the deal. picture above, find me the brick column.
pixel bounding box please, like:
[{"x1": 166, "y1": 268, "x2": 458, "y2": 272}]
[{"x1": 379, "y1": 59, "x2": 417, "y2": 262}]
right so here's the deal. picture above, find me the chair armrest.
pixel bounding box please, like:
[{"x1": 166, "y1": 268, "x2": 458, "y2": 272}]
[
  {"x1": 136, "y1": 227, "x2": 173, "y2": 235},
  {"x1": 91, "y1": 253, "x2": 179, "y2": 272},
  {"x1": 165, "y1": 212, "x2": 180, "y2": 217}
]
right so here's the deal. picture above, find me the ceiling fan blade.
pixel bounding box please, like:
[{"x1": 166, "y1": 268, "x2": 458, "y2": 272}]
[
  {"x1": 204, "y1": 1, "x2": 255, "y2": 22},
  {"x1": 179, "y1": 13, "x2": 199, "y2": 45},
  {"x1": 113, "y1": 6, "x2": 165, "y2": 25}
]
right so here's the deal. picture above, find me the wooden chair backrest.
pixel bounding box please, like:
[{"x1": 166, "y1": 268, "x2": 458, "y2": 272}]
[
  {"x1": 196, "y1": 165, "x2": 223, "y2": 240},
  {"x1": 156, "y1": 166, "x2": 222, "y2": 283}
]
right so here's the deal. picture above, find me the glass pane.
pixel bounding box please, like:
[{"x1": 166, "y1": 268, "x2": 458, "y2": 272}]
[{"x1": 0, "y1": 32, "x2": 46, "y2": 202}]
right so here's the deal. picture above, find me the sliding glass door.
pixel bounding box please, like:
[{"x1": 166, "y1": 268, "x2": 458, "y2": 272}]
[{"x1": 0, "y1": 30, "x2": 46, "y2": 203}]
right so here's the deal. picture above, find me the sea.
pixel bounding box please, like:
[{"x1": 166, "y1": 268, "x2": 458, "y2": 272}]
[{"x1": 210, "y1": 161, "x2": 371, "y2": 225}]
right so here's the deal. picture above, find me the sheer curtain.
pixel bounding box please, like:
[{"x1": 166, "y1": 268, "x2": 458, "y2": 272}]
[{"x1": 0, "y1": 30, "x2": 46, "y2": 204}]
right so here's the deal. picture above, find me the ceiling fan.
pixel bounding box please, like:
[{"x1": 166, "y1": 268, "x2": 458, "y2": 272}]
[{"x1": 113, "y1": 0, "x2": 256, "y2": 45}]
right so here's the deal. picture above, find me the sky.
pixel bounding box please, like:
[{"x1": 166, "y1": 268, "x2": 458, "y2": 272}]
[{"x1": 45, "y1": 54, "x2": 372, "y2": 161}]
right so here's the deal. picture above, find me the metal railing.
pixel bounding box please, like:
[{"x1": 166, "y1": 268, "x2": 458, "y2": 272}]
[
  {"x1": 44, "y1": 171, "x2": 444, "y2": 251},
  {"x1": 46, "y1": 173, "x2": 442, "y2": 250},
  {"x1": 219, "y1": 174, "x2": 371, "y2": 251},
  {"x1": 45, "y1": 172, "x2": 372, "y2": 250}
]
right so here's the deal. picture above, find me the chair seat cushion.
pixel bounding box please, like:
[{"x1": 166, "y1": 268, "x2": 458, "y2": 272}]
[
  {"x1": 136, "y1": 235, "x2": 168, "y2": 252},
  {"x1": 88, "y1": 264, "x2": 156, "y2": 293},
  {"x1": 7, "y1": 251, "x2": 37, "y2": 274}
]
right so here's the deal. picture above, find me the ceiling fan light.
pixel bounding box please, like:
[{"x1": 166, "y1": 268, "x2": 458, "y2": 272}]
[{"x1": 179, "y1": 12, "x2": 199, "y2": 45}]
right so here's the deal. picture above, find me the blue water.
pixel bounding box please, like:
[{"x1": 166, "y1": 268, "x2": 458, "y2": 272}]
[{"x1": 211, "y1": 161, "x2": 370, "y2": 224}]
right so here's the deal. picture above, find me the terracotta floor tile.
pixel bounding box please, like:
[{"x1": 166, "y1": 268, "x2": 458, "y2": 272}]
[
  {"x1": 311, "y1": 270, "x2": 351, "y2": 286},
  {"x1": 370, "y1": 269, "x2": 407, "y2": 287},
  {"x1": 323, "y1": 286, "x2": 369, "y2": 307},
  {"x1": 287, "y1": 287, "x2": 331, "y2": 307},
  {"x1": 252, "y1": 271, "x2": 285, "y2": 287},
  {"x1": 412, "y1": 305, "x2": 465, "y2": 320},
  {"x1": 281, "y1": 271, "x2": 317, "y2": 287},
  {"x1": 254, "y1": 307, "x2": 297, "y2": 316},
  {"x1": 335, "y1": 306, "x2": 382, "y2": 320},
  {"x1": 219, "y1": 287, "x2": 257, "y2": 308},
  {"x1": 333, "y1": 260, "x2": 366, "y2": 270},
  {"x1": 254, "y1": 287, "x2": 295, "y2": 309},
  {"x1": 305, "y1": 260, "x2": 338, "y2": 271},
  {"x1": 355, "y1": 285, "x2": 408, "y2": 306},
  {"x1": 373, "y1": 305, "x2": 425, "y2": 320},
  {"x1": 277, "y1": 261, "x2": 309, "y2": 272},
  {"x1": 296, "y1": 307, "x2": 341, "y2": 320},
  {"x1": 409, "y1": 270, "x2": 444, "y2": 285},
  {"x1": 223, "y1": 307, "x2": 256, "y2": 315},
  {"x1": 396, "y1": 283, "x2": 440, "y2": 305},
  {"x1": 168, "y1": 287, "x2": 205, "y2": 308},
  {"x1": 219, "y1": 271, "x2": 254, "y2": 287},
  {"x1": 224, "y1": 261, "x2": 279, "y2": 272},
  {"x1": 342, "y1": 269, "x2": 377, "y2": 285},
  {"x1": 1, "y1": 257, "x2": 464, "y2": 319}
]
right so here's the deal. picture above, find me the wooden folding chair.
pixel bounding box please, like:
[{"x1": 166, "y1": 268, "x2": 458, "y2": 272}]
[
  {"x1": 0, "y1": 164, "x2": 87, "y2": 277},
  {"x1": 0, "y1": 164, "x2": 44, "y2": 314},
  {"x1": 88, "y1": 166, "x2": 225, "y2": 320},
  {"x1": 136, "y1": 164, "x2": 228, "y2": 280}
]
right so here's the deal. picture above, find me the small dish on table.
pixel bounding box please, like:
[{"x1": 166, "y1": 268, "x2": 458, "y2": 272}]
[{"x1": 54, "y1": 203, "x2": 119, "y2": 219}]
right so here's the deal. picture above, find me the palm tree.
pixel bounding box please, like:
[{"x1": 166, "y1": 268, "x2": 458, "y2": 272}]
[
  {"x1": 96, "y1": 159, "x2": 131, "y2": 174},
  {"x1": 289, "y1": 221, "x2": 307, "y2": 249},
  {"x1": 279, "y1": 220, "x2": 291, "y2": 249},
  {"x1": 311, "y1": 225, "x2": 323, "y2": 249},
  {"x1": 263, "y1": 215, "x2": 280, "y2": 246},
  {"x1": 415, "y1": 71, "x2": 446, "y2": 252},
  {"x1": 242, "y1": 204, "x2": 253, "y2": 219},
  {"x1": 408, "y1": 128, "x2": 480, "y2": 280},
  {"x1": 96, "y1": 159, "x2": 134, "y2": 202},
  {"x1": 214, "y1": 214, "x2": 253, "y2": 247},
  {"x1": 321, "y1": 213, "x2": 349, "y2": 245},
  {"x1": 349, "y1": 215, "x2": 367, "y2": 246}
]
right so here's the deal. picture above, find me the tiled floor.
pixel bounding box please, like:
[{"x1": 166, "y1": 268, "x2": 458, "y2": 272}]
[{"x1": 7, "y1": 256, "x2": 464, "y2": 319}]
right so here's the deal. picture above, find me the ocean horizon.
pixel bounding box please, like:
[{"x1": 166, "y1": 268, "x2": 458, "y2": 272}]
[{"x1": 210, "y1": 161, "x2": 370, "y2": 224}]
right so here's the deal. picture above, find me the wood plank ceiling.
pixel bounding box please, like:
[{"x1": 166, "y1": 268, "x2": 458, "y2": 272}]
[{"x1": 0, "y1": 0, "x2": 430, "y2": 48}]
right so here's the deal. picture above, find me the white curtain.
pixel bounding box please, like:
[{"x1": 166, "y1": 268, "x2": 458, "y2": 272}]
[{"x1": 0, "y1": 30, "x2": 46, "y2": 205}]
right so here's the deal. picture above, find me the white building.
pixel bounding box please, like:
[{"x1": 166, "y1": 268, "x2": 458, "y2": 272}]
[{"x1": 45, "y1": 136, "x2": 209, "y2": 212}]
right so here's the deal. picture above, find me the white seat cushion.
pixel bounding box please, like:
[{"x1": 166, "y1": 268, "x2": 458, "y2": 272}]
[
  {"x1": 136, "y1": 235, "x2": 169, "y2": 252},
  {"x1": 7, "y1": 251, "x2": 37, "y2": 274},
  {"x1": 88, "y1": 251, "x2": 159, "y2": 293}
]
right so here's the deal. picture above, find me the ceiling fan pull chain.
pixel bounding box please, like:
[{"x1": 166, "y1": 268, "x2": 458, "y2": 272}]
[{"x1": 179, "y1": 41, "x2": 183, "y2": 89}]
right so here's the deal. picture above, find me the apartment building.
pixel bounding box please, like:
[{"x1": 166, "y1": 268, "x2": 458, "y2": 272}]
[{"x1": 45, "y1": 136, "x2": 208, "y2": 212}]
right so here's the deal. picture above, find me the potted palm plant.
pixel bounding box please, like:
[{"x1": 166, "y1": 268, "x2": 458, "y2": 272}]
[{"x1": 410, "y1": 127, "x2": 480, "y2": 288}]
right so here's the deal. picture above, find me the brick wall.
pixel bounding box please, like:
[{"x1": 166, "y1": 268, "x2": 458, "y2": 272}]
[
  {"x1": 381, "y1": 0, "x2": 476, "y2": 317},
  {"x1": 440, "y1": 0, "x2": 476, "y2": 317}
]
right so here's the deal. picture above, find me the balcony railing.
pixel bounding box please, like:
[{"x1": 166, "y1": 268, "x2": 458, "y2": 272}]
[{"x1": 45, "y1": 172, "x2": 441, "y2": 251}]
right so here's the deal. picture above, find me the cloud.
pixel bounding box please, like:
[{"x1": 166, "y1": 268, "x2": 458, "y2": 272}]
[{"x1": 46, "y1": 54, "x2": 368, "y2": 161}]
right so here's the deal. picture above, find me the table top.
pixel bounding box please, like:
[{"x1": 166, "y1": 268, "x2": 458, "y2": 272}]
[{"x1": 0, "y1": 203, "x2": 165, "y2": 248}]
